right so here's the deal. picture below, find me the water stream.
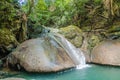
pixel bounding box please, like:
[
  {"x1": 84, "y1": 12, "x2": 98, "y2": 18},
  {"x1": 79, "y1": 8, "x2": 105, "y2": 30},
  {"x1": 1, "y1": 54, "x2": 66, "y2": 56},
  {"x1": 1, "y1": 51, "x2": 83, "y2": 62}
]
[{"x1": 49, "y1": 33, "x2": 89, "y2": 69}]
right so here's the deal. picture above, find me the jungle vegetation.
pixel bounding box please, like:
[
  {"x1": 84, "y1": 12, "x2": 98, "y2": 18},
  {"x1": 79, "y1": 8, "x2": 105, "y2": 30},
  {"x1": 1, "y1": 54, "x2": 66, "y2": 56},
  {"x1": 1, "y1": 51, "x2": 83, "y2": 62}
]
[{"x1": 0, "y1": 0, "x2": 120, "y2": 57}]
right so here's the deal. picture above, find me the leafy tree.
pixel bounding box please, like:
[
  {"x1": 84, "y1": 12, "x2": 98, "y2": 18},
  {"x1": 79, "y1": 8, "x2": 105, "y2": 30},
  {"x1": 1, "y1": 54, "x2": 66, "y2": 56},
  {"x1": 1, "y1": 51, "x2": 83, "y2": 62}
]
[{"x1": 0, "y1": 0, "x2": 17, "y2": 28}]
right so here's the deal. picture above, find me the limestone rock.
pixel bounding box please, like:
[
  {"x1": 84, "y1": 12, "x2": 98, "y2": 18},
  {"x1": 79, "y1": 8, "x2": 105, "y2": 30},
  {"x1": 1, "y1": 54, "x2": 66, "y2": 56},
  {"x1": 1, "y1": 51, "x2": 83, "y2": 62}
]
[
  {"x1": 8, "y1": 37, "x2": 75, "y2": 72},
  {"x1": 59, "y1": 25, "x2": 83, "y2": 48},
  {"x1": 91, "y1": 40, "x2": 120, "y2": 66}
]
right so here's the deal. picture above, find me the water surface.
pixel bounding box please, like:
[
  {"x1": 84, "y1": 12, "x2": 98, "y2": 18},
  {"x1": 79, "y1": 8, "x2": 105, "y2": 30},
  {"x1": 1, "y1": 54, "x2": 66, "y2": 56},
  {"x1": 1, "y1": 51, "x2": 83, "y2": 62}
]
[{"x1": 15, "y1": 65, "x2": 120, "y2": 80}]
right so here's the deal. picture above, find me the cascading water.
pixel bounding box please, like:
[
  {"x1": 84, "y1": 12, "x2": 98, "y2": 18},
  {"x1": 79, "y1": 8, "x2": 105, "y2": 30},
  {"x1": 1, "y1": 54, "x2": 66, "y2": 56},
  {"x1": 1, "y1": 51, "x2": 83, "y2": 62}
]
[{"x1": 48, "y1": 32, "x2": 90, "y2": 69}]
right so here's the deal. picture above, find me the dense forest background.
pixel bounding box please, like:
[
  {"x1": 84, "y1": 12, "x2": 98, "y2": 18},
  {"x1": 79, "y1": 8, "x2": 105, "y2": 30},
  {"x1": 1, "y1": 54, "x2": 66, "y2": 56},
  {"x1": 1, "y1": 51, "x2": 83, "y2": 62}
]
[{"x1": 0, "y1": 0, "x2": 120, "y2": 59}]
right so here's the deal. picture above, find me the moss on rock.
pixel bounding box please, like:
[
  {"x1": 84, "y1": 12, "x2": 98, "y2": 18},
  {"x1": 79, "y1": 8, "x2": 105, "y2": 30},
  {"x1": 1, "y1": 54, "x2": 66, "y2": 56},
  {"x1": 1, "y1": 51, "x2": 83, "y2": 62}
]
[
  {"x1": 0, "y1": 28, "x2": 18, "y2": 57},
  {"x1": 59, "y1": 25, "x2": 83, "y2": 48},
  {"x1": 106, "y1": 25, "x2": 120, "y2": 39},
  {"x1": 88, "y1": 35, "x2": 101, "y2": 52},
  {"x1": 0, "y1": 28, "x2": 17, "y2": 46},
  {"x1": 107, "y1": 25, "x2": 120, "y2": 33}
]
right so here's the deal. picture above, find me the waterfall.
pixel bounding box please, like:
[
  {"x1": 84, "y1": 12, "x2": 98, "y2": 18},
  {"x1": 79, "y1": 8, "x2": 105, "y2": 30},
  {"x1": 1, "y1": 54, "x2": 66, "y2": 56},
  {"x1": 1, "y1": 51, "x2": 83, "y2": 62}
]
[{"x1": 48, "y1": 33, "x2": 89, "y2": 69}]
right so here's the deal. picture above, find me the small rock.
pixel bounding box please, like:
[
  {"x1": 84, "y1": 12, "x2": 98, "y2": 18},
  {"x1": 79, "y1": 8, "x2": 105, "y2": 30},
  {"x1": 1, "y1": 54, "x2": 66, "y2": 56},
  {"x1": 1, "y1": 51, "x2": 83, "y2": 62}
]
[{"x1": 0, "y1": 77, "x2": 26, "y2": 80}]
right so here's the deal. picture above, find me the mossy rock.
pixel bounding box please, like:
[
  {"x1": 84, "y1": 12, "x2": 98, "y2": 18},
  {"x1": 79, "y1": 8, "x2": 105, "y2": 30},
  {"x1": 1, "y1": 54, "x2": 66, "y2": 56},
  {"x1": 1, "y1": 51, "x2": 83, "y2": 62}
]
[
  {"x1": 0, "y1": 28, "x2": 18, "y2": 56},
  {"x1": 59, "y1": 25, "x2": 82, "y2": 39},
  {"x1": 106, "y1": 25, "x2": 120, "y2": 39},
  {"x1": 107, "y1": 25, "x2": 120, "y2": 33},
  {"x1": 88, "y1": 35, "x2": 101, "y2": 52},
  {"x1": 59, "y1": 25, "x2": 83, "y2": 48},
  {"x1": 0, "y1": 28, "x2": 17, "y2": 46}
]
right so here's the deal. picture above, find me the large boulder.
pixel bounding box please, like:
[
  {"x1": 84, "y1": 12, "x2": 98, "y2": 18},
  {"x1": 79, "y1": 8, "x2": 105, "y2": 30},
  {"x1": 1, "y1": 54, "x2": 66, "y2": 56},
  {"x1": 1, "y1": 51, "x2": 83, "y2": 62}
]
[
  {"x1": 91, "y1": 40, "x2": 120, "y2": 66},
  {"x1": 59, "y1": 25, "x2": 83, "y2": 48},
  {"x1": 8, "y1": 37, "x2": 75, "y2": 72}
]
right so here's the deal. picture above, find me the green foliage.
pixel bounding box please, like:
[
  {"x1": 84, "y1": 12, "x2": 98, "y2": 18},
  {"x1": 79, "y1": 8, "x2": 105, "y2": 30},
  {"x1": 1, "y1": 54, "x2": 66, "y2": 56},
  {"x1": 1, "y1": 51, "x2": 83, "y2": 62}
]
[
  {"x1": 20, "y1": 0, "x2": 120, "y2": 28},
  {"x1": 1, "y1": 0, "x2": 119, "y2": 29},
  {"x1": 94, "y1": 0, "x2": 102, "y2": 5},
  {"x1": 0, "y1": 28, "x2": 17, "y2": 46},
  {"x1": 0, "y1": 0, "x2": 19, "y2": 28},
  {"x1": 21, "y1": 0, "x2": 88, "y2": 27}
]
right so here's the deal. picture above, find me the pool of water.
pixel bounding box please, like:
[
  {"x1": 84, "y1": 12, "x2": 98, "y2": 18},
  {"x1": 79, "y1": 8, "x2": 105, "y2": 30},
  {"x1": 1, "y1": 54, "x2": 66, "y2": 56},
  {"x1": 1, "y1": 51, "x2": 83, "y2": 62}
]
[{"x1": 12, "y1": 64, "x2": 120, "y2": 80}]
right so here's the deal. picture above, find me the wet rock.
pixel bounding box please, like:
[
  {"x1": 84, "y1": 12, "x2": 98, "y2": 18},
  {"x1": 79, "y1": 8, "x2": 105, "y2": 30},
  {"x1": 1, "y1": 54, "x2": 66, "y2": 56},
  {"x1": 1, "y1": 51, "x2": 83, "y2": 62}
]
[
  {"x1": 0, "y1": 69, "x2": 18, "y2": 79},
  {"x1": 8, "y1": 37, "x2": 75, "y2": 72},
  {"x1": 59, "y1": 26, "x2": 91, "y2": 62},
  {"x1": 91, "y1": 40, "x2": 120, "y2": 66},
  {"x1": 59, "y1": 25, "x2": 83, "y2": 48},
  {"x1": 0, "y1": 78, "x2": 26, "y2": 80},
  {"x1": 79, "y1": 34, "x2": 102, "y2": 63}
]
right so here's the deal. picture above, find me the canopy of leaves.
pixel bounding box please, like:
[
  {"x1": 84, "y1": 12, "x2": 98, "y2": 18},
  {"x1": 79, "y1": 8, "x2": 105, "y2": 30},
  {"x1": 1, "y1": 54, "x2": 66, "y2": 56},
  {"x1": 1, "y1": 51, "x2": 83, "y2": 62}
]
[
  {"x1": 21, "y1": 0, "x2": 91, "y2": 27},
  {"x1": 1, "y1": 0, "x2": 120, "y2": 28},
  {"x1": 0, "y1": 0, "x2": 17, "y2": 28}
]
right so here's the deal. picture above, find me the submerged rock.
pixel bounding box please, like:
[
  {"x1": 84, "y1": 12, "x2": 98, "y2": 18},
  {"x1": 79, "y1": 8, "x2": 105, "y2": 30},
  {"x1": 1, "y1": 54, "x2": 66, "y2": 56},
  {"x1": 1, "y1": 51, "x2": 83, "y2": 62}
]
[
  {"x1": 0, "y1": 78, "x2": 26, "y2": 80},
  {"x1": 0, "y1": 70, "x2": 18, "y2": 79},
  {"x1": 8, "y1": 36, "x2": 75, "y2": 72},
  {"x1": 91, "y1": 40, "x2": 120, "y2": 66}
]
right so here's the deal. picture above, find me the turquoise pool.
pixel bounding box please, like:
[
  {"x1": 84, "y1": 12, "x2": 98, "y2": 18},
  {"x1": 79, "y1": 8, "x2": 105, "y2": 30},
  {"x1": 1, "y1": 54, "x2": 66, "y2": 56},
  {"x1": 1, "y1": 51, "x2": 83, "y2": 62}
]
[{"x1": 13, "y1": 65, "x2": 120, "y2": 80}]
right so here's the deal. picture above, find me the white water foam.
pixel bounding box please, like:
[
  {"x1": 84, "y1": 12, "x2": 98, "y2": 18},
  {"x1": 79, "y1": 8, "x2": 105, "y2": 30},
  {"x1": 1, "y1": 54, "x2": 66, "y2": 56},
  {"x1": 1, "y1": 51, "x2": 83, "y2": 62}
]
[
  {"x1": 75, "y1": 49, "x2": 91, "y2": 69},
  {"x1": 60, "y1": 35, "x2": 90, "y2": 69},
  {"x1": 76, "y1": 64, "x2": 91, "y2": 69}
]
